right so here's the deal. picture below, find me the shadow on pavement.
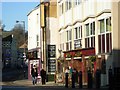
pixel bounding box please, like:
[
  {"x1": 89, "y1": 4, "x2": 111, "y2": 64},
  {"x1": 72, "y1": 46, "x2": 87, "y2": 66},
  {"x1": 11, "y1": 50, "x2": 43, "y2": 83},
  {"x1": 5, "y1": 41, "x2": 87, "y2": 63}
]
[{"x1": 2, "y1": 68, "x2": 28, "y2": 82}]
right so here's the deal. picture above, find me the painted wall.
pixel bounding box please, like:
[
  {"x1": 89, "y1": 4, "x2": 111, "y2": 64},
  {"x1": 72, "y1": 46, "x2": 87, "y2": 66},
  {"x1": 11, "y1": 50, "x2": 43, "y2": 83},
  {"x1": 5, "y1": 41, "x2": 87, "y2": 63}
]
[{"x1": 28, "y1": 6, "x2": 41, "y2": 50}]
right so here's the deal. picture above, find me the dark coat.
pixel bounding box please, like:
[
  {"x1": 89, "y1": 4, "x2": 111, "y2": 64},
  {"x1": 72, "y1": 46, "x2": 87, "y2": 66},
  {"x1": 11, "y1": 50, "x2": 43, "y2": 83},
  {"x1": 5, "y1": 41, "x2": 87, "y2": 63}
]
[
  {"x1": 40, "y1": 69, "x2": 46, "y2": 79},
  {"x1": 31, "y1": 67, "x2": 38, "y2": 77}
]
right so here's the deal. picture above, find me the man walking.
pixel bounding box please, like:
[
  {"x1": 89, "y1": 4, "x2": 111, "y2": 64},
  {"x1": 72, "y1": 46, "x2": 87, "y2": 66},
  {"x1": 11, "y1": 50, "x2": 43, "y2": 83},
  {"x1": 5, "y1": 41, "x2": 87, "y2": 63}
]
[{"x1": 40, "y1": 69, "x2": 46, "y2": 85}]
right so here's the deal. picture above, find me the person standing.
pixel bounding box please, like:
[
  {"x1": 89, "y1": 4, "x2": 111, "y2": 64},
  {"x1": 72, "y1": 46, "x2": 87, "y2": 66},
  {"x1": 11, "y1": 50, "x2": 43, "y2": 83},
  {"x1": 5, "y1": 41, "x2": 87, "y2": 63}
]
[
  {"x1": 40, "y1": 69, "x2": 46, "y2": 85},
  {"x1": 31, "y1": 65, "x2": 38, "y2": 85}
]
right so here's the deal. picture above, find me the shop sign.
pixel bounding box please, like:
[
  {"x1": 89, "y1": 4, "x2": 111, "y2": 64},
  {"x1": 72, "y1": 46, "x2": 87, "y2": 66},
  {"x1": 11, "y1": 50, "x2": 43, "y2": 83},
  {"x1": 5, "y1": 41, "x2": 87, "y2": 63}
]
[
  {"x1": 48, "y1": 45, "x2": 56, "y2": 58},
  {"x1": 74, "y1": 39, "x2": 82, "y2": 49},
  {"x1": 82, "y1": 49, "x2": 95, "y2": 56}
]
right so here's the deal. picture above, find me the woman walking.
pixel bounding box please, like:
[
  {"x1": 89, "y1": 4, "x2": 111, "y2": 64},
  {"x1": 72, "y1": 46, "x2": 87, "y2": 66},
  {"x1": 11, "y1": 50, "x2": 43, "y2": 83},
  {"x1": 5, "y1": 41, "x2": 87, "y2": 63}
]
[{"x1": 31, "y1": 65, "x2": 38, "y2": 85}]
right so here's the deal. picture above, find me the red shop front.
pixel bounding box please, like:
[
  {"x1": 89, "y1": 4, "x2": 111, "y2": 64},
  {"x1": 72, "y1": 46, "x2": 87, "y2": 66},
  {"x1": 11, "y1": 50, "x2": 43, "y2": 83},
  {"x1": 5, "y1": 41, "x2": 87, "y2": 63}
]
[
  {"x1": 63, "y1": 47, "x2": 96, "y2": 84},
  {"x1": 27, "y1": 50, "x2": 41, "y2": 80}
]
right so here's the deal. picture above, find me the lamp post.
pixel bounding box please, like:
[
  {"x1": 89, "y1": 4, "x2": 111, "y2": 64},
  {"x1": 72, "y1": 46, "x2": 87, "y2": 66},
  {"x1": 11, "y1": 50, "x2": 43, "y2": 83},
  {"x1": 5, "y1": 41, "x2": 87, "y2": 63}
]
[{"x1": 16, "y1": 20, "x2": 26, "y2": 61}]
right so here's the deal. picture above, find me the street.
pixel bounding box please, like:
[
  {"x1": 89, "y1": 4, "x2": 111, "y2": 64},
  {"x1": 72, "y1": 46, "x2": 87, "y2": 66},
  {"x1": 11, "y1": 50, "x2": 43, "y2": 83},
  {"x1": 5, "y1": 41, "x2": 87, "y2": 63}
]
[{"x1": 2, "y1": 85, "x2": 108, "y2": 90}]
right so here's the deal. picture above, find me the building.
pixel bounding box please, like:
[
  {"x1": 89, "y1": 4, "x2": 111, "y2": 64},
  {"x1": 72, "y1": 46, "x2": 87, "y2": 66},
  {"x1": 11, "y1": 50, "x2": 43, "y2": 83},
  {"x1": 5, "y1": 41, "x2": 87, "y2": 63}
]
[
  {"x1": 0, "y1": 24, "x2": 2, "y2": 69},
  {"x1": 57, "y1": 0, "x2": 120, "y2": 86},
  {"x1": 27, "y1": 4, "x2": 41, "y2": 80},
  {"x1": 2, "y1": 32, "x2": 18, "y2": 68},
  {"x1": 18, "y1": 42, "x2": 28, "y2": 68},
  {"x1": 40, "y1": 0, "x2": 58, "y2": 74}
]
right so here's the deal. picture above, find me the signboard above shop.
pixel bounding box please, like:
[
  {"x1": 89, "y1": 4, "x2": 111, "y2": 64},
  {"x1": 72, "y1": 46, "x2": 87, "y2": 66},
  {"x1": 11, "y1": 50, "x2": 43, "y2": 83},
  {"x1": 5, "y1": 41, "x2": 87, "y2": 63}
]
[{"x1": 64, "y1": 47, "x2": 95, "y2": 58}]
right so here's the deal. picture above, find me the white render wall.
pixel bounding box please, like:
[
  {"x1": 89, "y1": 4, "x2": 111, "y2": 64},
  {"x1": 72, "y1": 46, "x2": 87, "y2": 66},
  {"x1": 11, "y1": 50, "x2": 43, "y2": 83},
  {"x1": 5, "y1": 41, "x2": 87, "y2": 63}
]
[
  {"x1": 28, "y1": 7, "x2": 41, "y2": 51},
  {"x1": 58, "y1": 0, "x2": 112, "y2": 29},
  {"x1": 57, "y1": 0, "x2": 113, "y2": 86}
]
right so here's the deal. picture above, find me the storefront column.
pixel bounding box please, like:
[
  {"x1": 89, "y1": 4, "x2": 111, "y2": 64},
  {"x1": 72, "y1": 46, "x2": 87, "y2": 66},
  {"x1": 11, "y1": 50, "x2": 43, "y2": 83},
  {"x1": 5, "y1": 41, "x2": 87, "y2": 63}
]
[{"x1": 112, "y1": 0, "x2": 120, "y2": 69}]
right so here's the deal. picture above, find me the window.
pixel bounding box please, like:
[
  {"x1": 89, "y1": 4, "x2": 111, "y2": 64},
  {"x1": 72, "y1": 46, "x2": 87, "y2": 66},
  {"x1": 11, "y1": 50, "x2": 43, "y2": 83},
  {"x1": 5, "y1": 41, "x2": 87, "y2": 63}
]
[
  {"x1": 75, "y1": 27, "x2": 78, "y2": 39},
  {"x1": 66, "y1": 30, "x2": 72, "y2": 50},
  {"x1": 100, "y1": 19, "x2": 105, "y2": 33},
  {"x1": 65, "y1": 0, "x2": 72, "y2": 11},
  {"x1": 90, "y1": 22, "x2": 95, "y2": 35},
  {"x1": 69, "y1": 0, "x2": 72, "y2": 9},
  {"x1": 106, "y1": 17, "x2": 111, "y2": 32},
  {"x1": 98, "y1": 17, "x2": 112, "y2": 53},
  {"x1": 78, "y1": 26, "x2": 82, "y2": 39},
  {"x1": 86, "y1": 24, "x2": 89, "y2": 36},
  {"x1": 74, "y1": 26, "x2": 82, "y2": 49},
  {"x1": 78, "y1": 0, "x2": 81, "y2": 5},
  {"x1": 85, "y1": 22, "x2": 95, "y2": 48},
  {"x1": 74, "y1": 0, "x2": 81, "y2": 6},
  {"x1": 36, "y1": 35, "x2": 39, "y2": 46},
  {"x1": 59, "y1": 2, "x2": 64, "y2": 16},
  {"x1": 65, "y1": 0, "x2": 68, "y2": 11}
]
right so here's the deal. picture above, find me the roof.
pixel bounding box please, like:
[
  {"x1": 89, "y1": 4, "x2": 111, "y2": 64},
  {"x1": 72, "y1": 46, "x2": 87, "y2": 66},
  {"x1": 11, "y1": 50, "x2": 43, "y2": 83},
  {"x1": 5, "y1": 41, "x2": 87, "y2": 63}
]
[
  {"x1": 2, "y1": 31, "x2": 12, "y2": 38},
  {"x1": 27, "y1": 4, "x2": 40, "y2": 16},
  {"x1": 2, "y1": 35, "x2": 12, "y2": 42},
  {"x1": 19, "y1": 43, "x2": 27, "y2": 48}
]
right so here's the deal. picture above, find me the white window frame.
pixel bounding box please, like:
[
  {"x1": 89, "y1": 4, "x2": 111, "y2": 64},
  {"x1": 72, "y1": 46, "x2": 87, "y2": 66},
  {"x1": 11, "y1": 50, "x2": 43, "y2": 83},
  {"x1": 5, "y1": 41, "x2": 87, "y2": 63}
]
[
  {"x1": 85, "y1": 21, "x2": 95, "y2": 48},
  {"x1": 66, "y1": 29, "x2": 72, "y2": 50},
  {"x1": 98, "y1": 17, "x2": 112, "y2": 53}
]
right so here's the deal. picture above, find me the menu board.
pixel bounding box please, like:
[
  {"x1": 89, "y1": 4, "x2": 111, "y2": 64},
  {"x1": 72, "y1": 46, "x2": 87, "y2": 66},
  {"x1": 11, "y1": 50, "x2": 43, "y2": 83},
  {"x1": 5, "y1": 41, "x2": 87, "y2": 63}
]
[{"x1": 47, "y1": 45, "x2": 56, "y2": 73}]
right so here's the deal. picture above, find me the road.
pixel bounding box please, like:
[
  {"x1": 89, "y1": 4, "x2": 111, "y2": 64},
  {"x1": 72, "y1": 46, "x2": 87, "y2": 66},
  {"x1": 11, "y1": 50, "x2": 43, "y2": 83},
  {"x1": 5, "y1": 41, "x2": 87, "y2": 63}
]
[{"x1": 2, "y1": 85, "x2": 108, "y2": 90}]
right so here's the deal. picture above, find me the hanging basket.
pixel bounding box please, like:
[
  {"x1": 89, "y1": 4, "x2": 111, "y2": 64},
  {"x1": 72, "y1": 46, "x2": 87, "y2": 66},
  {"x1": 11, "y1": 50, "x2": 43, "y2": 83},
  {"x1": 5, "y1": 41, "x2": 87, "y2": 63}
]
[{"x1": 89, "y1": 56, "x2": 96, "y2": 62}]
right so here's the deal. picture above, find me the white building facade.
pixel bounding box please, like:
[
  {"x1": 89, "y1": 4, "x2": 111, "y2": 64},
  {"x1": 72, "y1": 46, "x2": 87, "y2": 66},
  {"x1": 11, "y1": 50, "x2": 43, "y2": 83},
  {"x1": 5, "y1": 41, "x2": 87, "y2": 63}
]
[
  {"x1": 57, "y1": 0, "x2": 120, "y2": 86},
  {"x1": 27, "y1": 5, "x2": 41, "y2": 80}
]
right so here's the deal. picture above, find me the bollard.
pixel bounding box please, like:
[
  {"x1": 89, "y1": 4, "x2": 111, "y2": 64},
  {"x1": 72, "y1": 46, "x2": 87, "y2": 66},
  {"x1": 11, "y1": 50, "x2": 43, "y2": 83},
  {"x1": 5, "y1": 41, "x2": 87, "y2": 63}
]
[
  {"x1": 78, "y1": 71, "x2": 82, "y2": 88},
  {"x1": 65, "y1": 73, "x2": 68, "y2": 88},
  {"x1": 72, "y1": 72, "x2": 75, "y2": 88},
  {"x1": 95, "y1": 69, "x2": 101, "y2": 88},
  {"x1": 87, "y1": 70, "x2": 93, "y2": 88},
  {"x1": 108, "y1": 67, "x2": 113, "y2": 90}
]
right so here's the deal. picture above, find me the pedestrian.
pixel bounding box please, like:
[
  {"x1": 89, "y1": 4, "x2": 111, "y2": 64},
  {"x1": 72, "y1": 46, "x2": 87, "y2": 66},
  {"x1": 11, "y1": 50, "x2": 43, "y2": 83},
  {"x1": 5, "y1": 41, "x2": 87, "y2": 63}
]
[
  {"x1": 31, "y1": 65, "x2": 38, "y2": 85},
  {"x1": 40, "y1": 69, "x2": 46, "y2": 85}
]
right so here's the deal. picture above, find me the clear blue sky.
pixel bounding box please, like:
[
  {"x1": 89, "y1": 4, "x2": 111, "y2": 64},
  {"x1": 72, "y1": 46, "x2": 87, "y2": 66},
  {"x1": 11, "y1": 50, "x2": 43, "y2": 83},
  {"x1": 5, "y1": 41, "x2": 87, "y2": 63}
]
[{"x1": 2, "y1": 1, "x2": 40, "y2": 31}]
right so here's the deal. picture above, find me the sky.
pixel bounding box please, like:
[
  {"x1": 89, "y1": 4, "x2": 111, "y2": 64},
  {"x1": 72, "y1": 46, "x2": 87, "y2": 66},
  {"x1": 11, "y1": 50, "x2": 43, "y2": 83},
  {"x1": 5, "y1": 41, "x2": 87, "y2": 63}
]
[{"x1": 1, "y1": 0, "x2": 40, "y2": 31}]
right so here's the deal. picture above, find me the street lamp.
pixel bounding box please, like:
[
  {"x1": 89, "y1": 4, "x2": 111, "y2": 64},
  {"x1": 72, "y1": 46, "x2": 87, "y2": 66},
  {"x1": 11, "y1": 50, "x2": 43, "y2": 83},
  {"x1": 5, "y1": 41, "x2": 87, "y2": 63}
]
[{"x1": 16, "y1": 20, "x2": 26, "y2": 61}]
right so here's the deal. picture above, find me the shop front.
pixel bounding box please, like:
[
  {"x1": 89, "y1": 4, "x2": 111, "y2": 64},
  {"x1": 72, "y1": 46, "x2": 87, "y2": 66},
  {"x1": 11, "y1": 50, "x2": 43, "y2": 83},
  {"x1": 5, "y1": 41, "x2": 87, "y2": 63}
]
[
  {"x1": 63, "y1": 47, "x2": 96, "y2": 85},
  {"x1": 27, "y1": 49, "x2": 41, "y2": 80}
]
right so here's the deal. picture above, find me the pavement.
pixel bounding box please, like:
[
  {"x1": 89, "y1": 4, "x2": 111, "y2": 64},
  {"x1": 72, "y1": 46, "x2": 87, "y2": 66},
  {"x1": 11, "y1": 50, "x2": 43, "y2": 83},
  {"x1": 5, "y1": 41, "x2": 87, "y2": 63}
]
[
  {"x1": 14, "y1": 80, "x2": 65, "y2": 87},
  {"x1": 1, "y1": 79, "x2": 64, "y2": 87},
  {"x1": 1, "y1": 79, "x2": 109, "y2": 89}
]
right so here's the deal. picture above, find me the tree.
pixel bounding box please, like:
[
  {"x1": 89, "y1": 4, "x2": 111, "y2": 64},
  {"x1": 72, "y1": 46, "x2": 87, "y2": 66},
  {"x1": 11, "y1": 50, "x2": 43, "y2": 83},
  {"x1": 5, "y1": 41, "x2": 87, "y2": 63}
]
[{"x1": 12, "y1": 24, "x2": 27, "y2": 48}]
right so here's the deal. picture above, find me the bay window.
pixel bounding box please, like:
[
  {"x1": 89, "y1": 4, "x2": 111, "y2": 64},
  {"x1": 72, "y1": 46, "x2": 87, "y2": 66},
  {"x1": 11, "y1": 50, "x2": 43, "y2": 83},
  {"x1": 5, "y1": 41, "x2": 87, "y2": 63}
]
[
  {"x1": 98, "y1": 17, "x2": 112, "y2": 53},
  {"x1": 85, "y1": 22, "x2": 95, "y2": 48},
  {"x1": 74, "y1": 26, "x2": 82, "y2": 49},
  {"x1": 66, "y1": 30, "x2": 72, "y2": 51}
]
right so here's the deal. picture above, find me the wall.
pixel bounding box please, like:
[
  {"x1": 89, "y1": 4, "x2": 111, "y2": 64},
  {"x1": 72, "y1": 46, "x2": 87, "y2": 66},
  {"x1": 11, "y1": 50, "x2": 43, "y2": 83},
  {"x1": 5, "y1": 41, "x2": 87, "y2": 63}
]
[{"x1": 28, "y1": 6, "x2": 41, "y2": 50}]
